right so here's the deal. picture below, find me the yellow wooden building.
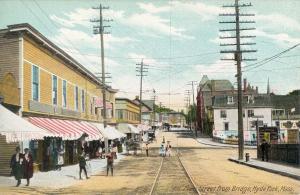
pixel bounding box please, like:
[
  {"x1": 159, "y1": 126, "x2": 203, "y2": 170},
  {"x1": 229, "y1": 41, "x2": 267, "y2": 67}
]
[
  {"x1": 115, "y1": 98, "x2": 140, "y2": 124},
  {"x1": 0, "y1": 23, "x2": 117, "y2": 174}
]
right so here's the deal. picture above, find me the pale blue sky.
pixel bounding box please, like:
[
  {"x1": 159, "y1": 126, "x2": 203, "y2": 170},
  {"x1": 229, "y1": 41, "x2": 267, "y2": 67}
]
[{"x1": 0, "y1": 0, "x2": 299, "y2": 110}]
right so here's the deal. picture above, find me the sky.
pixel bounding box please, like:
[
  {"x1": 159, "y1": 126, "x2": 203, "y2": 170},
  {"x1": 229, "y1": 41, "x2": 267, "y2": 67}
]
[{"x1": 0, "y1": 0, "x2": 299, "y2": 111}]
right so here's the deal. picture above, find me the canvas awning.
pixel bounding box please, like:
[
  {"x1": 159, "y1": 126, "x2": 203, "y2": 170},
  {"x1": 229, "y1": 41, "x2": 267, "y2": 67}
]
[
  {"x1": 117, "y1": 123, "x2": 140, "y2": 134},
  {"x1": 137, "y1": 124, "x2": 151, "y2": 132},
  {"x1": 29, "y1": 117, "x2": 103, "y2": 141},
  {"x1": 91, "y1": 123, "x2": 125, "y2": 140},
  {"x1": 0, "y1": 104, "x2": 53, "y2": 143}
]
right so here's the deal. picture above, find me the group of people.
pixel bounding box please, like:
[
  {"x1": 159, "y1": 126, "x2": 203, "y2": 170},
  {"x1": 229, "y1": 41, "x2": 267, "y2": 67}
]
[
  {"x1": 10, "y1": 147, "x2": 33, "y2": 187},
  {"x1": 159, "y1": 136, "x2": 172, "y2": 157}
]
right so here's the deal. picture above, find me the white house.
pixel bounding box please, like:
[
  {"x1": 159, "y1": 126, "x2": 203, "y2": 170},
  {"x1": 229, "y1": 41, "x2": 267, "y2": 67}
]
[{"x1": 212, "y1": 95, "x2": 272, "y2": 144}]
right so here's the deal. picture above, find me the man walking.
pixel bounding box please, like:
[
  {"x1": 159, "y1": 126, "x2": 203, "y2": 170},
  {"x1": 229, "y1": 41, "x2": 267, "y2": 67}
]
[
  {"x1": 106, "y1": 151, "x2": 114, "y2": 176},
  {"x1": 260, "y1": 139, "x2": 270, "y2": 162},
  {"x1": 78, "y1": 152, "x2": 89, "y2": 180},
  {"x1": 145, "y1": 143, "x2": 149, "y2": 157}
]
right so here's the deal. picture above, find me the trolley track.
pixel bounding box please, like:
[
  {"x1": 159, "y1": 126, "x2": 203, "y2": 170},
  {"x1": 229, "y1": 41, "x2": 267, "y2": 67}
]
[{"x1": 149, "y1": 150, "x2": 200, "y2": 195}]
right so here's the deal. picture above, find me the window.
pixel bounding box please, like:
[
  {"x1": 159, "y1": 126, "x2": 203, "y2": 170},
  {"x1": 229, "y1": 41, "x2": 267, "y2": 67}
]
[
  {"x1": 248, "y1": 110, "x2": 254, "y2": 117},
  {"x1": 32, "y1": 65, "x2": 39, "y2": 101},
  {"x1": 62, "y1": 80, "x2": 67, "y2": 108},
  {"x1": 81, "y1": 89, "x2": 85, "y2": 112},
  {"x1": 52, "y1": 75, "x2": 58, "y2": 105},
  {"x1": 224, "y1": 122, "x2": 229, "y2": 131},
  {"x1": 227, "y1": 96, "x2": 234, "y2": 104},
  {"x1": 74, "y1": 86, "x2": 79, "y2": 111},
  {"x1": 220, "y1": 110, "x2": 227, "y2": 118}
]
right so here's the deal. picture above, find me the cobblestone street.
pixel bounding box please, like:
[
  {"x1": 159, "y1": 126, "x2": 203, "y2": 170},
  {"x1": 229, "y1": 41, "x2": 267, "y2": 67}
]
[{"x1": 1, "y1": 130, "x2": 300, "y2": 195}]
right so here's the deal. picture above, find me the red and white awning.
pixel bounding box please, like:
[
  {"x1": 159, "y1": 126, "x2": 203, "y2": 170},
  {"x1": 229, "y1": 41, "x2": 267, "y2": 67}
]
[
  {"x1": 94, "y1": 98, "x2": 112, "y2": 109},
  {"x1": 0, "y1": 104, "x2": 54, "y2": 143},
  {"x1": 29, "y1": 117, "x2": 103, "y2": 141}
]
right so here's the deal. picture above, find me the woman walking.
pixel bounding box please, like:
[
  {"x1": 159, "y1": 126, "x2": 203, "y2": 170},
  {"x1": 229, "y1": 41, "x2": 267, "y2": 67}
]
[
  {"x1": 10, "y1": 146, "x2": 24, "y2": 187},
  {"x1": 78, "y1": 152, "x2": 89, "y2": 180},
  {"x1": 57, "y1": 145, "x2": 64, "y2": 171},
  {"x1": 23, "y1": 148, "x2": 33, "y2": 186}
]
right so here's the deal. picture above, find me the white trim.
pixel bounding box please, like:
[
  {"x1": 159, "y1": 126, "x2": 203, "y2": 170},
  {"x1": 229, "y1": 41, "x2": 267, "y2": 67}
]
[{"x1": 19, "y1": 36, "x2": 24, "y2": 116}]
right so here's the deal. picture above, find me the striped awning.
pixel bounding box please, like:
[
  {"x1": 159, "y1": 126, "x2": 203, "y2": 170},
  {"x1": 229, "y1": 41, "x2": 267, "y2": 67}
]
[{"x1": 28, "y1": 117, "x2": 103, "y2": 141}]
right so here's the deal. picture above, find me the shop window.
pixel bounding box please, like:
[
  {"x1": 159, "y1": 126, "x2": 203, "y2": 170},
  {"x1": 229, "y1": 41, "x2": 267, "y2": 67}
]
[
  {"x1": 32, "y1": 65, "x2": 39, "y2": 101},
  {"x1": 52, "y1": 75, "x2": 57, "y2": 105}
]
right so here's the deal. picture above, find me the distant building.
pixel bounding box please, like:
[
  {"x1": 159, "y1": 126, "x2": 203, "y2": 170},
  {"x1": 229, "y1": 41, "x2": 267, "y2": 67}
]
[
  {"x1": 160, "y1": 112, "x2": 186, "y2": 127},
  {"x1": 212, "y1": 95, "x2": 272, "y2": 145},
  {"x1": 132, "y1": 97, "x2": 154, "y2": 125},
  {"x1": 115, "y1": 98, "x2": 140, "y2": 124},
  {"x1": 196, "y1": 75, "x2": 258, "y2": 135}
]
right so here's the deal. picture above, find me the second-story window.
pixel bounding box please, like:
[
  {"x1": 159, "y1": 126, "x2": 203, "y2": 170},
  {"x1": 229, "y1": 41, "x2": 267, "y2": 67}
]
[
  {"x1": 227, "y1": 96, "x2": 234, "y2": 104},
  {"x1": 32, "y1": 65, "x2": 39, "y2": 101},
  {"x1": 74, "y1": 86, "x2": 79, "y2": 111},
  {"x1": 248, "y1": 109, "x2": 254, "y2": 117},
  {"x1": 220, "y1": 110, "x2": 227, "y2": 118},
  {"x1": 81, "y1": 89, "x2": 85, "y2": 112},
  {"x1": 62, "y1": 80, "x2": 67, "y2": 108},
  {"x1": 52, "y1": 75, "x2": 57, "y2": 105}
]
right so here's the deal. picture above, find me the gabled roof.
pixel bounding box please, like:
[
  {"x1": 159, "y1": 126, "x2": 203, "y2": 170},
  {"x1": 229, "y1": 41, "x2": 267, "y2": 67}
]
[
  {"x1": 115, "y1": 98, "x2": 140, "y2": 107},
  {"x1": 271, "y1": 94, "x2": 300, "y2": 114},
  {"x1": 201, "y1": 79, "x2": 234, "y2": 92},
  {"x1": 2, "y1": 23, "x2": 117, "y2": 93},
  {"x1": 132, "y1": 98, "x2": 152, "y2": 111}
]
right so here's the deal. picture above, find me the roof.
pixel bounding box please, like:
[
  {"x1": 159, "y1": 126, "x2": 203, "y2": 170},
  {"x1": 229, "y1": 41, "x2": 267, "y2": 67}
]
[
  {"x1": 132, "y1": 98, "x2": 152, "y2": 111},
  {"x1": 271, "y1": 95, "x2": 300, "y2": 114},
  {"x1": 142, "y1": 100, "x2": 154, "y2": 110},
  {"x1": 213, "y1": 95, "x2": 272, "y2": 109},
  {"x1": 115, "y1": 98, "x2": 140, "y2": 107},
  {"x1": 201, "y1": 79, "x2": 234, "y2": 92},
  {"x1": 2, "y1": 23, "x2": 117, "y2": 93}
]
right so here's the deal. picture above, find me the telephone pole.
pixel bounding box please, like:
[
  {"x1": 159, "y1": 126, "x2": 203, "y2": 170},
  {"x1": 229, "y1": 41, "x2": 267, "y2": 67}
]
[
  {"x1": 152, "y1": 89, "x2": 157, "y2": 126},
  {"x1": 219, "y1": 0, "x2": 256, "y2": 160},
  {"x1": 184, "y1": 90, "x2": 191, "y2": 130},
  {"x1": 188, "y1": 81, "x2": 198, "y2": 137},
  {"x1": 136, "y1": 59, "x2": 148, "y2": 123},
  {"x1": 91, "y1": 4, "x2": 112, "y2": 154}
]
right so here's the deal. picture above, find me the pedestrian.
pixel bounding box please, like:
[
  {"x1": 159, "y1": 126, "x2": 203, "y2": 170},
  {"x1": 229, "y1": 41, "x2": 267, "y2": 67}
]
[
  {"x1": 10, "y1": 146, "x2": 24, "y2": 187},
  {"x1": 162, "y1": 136, "x2": 165, "y2": 144},
  {"x1": 23, "y1": 148, "x2": 33, "y2": 186},
  {"x1": 145, "y1": 143, "x2": 149, "y2": 157},
  {"x1": 57, "y1": 145, "x2": 64, "y2": 171},
  {"x1": 260, "y1": 139, "x2": 270, "y2": 162},
  {"x1": 159, "y1": 144, "x2": 165, "y2": 157},
  {"x1": 78, "y1": 152, "x2": 89, "y2": 180},
  {"x1": 106, "y1": 150, "x2": 114, "y2": 176},
  {"x1": 112, "y1": 142, "x2": 118, "y2": 159},
  {"x1": 165, "y1": 142, "x2": 172, "y2": 157}
]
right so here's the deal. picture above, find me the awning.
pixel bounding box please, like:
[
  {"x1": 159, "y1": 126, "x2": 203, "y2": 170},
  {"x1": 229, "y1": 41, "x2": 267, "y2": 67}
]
[
  {"x1": 0, "y1": 104, "x2": 53, "y2": 143},
  {"x1": 117, "y1": 123, "x2": 140, "y2": 134},
  {"x1": 137, "y1": 124, "x2": 151, "y2": 132},
  {"x1": 94, "y1": 98, "x2": 112, "y2": 109},
  {"x1": 91, "y1": 123, "x2": 125, "y2": 140},
  {"x1": 29, "y1": 117, "x2": 103, "y2": 141}
]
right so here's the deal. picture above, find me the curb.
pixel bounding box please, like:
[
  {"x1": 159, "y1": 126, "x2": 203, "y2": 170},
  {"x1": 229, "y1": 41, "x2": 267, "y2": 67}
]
[
  {"x1": 228, "y1": 158, "x2": 300, "y2": 181},
  {"x1": 197, "y1": 139, "x2": 257, "y2": 149}
]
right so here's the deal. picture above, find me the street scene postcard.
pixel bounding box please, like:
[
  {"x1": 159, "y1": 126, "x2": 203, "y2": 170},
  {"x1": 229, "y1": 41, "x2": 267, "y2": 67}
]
[{"x1": 0, "y1": 0, "x2": 299, "y2": 194}]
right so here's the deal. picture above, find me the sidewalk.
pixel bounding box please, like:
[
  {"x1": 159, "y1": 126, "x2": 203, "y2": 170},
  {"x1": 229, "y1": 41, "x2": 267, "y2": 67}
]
[
  {"x1": 197, "y1": 137, "x2": 257, "y2": 149},
  {"x1": 229, "y1": 157, "x2": 300, "y2": 180},
  {"x1": 0, "y1": 154, "x2": 124, "y2": 188}
]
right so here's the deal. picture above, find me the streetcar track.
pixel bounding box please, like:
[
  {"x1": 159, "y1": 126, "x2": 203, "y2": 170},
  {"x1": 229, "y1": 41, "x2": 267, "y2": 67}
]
[{"x1": 149, "y1": 150, "x2": 200, "y2": 195}]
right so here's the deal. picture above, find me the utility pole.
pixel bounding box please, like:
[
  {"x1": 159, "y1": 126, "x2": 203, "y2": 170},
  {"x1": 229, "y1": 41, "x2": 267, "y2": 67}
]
[
  {"x1": 184, "y1": 90, "x2": 191, "y2": 131},
  {"x1": 152, "y1": 89, "x2": 157, "y2": 126},
  {"x1": 136, "y1": 59, "x2": 148, "y2": 123},
  {"x1": 188, "y1": 81, "x2": 198, "y2": 137},
  {"x1": 91, "y1": 4, "x2": 112, "y2": 153},
  {"x1": 219, "y1": 0, "x2": 256, "y2": 160}
]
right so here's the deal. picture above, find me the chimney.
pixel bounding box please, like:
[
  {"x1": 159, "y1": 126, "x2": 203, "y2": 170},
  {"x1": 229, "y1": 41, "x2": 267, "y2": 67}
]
[
  {"x1": 256, "y1": 86, "x2": 258, "y2": 94},
  {"x1": 243, "y1": 78, "x2": 247, "y2": 92}
]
